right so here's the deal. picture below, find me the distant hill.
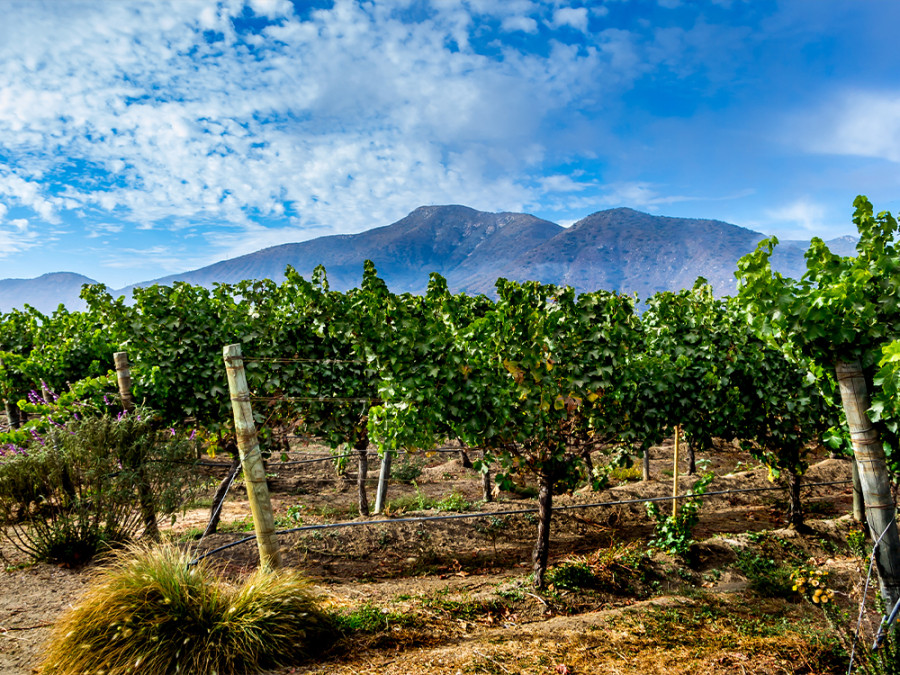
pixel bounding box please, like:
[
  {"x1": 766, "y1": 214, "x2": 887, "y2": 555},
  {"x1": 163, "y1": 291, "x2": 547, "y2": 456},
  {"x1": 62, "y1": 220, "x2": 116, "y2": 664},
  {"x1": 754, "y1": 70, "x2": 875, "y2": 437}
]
[
  {"x1": 1, "y1": 207, "x2": 860, "y2": 311},
  {"x1": 117, "y1": 206, "x2": 562, "y2": 296},
  {"x1": 464, "y1": 208, "x2": 767, "y2": 298},
  {"x1": 0, "y1": 272, "x2": 95, "y2": 314}
]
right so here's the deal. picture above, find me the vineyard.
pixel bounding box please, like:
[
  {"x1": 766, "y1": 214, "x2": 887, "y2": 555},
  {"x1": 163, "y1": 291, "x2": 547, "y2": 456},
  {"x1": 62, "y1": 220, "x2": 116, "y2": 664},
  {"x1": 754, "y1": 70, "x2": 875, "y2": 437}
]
[{"x1": 2, "y1": 196, "x2": 900, "y2": 674}]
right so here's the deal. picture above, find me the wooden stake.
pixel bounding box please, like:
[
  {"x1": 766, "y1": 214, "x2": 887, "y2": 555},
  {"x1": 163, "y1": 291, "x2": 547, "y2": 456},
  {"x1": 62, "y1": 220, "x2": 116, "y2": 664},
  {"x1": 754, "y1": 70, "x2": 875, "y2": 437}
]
[
  {"x1": 223, "y1": 344, "x2": 281, "y2": 569},
  {"x1": 672, "y1": 426, "x2": 680, "y2": 518},
  {"x1": 113, "y1": 351, "x2": 158, "y2": 540},
  {"x1": 373, "y1": 449, "x2": 394, "y2": 514},
  {"x1": 113, "y1": 351, "x2": 135, "y2": 412},
  {"x1": 836, "y1": 360, "x2": 900, "y2": 607}
]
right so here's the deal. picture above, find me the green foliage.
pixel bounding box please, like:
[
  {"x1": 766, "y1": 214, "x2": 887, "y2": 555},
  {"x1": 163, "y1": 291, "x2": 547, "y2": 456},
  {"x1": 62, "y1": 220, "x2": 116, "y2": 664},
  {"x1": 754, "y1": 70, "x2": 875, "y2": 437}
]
[
  {"x1": 848, "y1": 528, "x2": 868, "y2": 558},
  {"x1": 385, "y1": 485, "x2": 470, "y2": 514},
  {"x1": 733, "y1": 549, "x2": 794, "y2": 597},
  {"x1": 392, "y1": 452, "x2": 425, "y2": 483},
  {"x1": 736, "y1": 196, "x2": 900, "y2": 458},
  {"x1": 40, "y1": 543, "x2": 331, "y2": 675},
  {"x1": 0, "y1": 410, "x2": 200, "y2": 564},
  {"x1": 646, "y1": 472, "x2": 714, "y2": 556},
  {"x1": 546, "y1": 561, "x2": 596, "y2": 590}
]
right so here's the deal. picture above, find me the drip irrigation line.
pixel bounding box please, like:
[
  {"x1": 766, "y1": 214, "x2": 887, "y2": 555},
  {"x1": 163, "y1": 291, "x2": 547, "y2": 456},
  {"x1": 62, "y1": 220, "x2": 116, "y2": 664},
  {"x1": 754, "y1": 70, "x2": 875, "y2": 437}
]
[
  {"x1": 188, "y1": 478, "x2": 852, "y2": 565},
  {"x1": 248, "y1": 396, "x2": 379, "y2": 403},
  {"x1": 192, "y1": 446, "x2": 474, "y2": 468},
  {"x1": 241, "y1": 357, "x2": 364, "y2": 364}
]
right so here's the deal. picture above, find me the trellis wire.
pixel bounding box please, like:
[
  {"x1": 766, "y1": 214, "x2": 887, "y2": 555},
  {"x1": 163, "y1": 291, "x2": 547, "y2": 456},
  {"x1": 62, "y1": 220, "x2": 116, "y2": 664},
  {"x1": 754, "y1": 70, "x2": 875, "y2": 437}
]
[
  {"x1": 188, "y1": 478, "x2": 852, "y2": 565},
  {"x1": 845, "y1": 517, "x2": 898, "y2": 673}
]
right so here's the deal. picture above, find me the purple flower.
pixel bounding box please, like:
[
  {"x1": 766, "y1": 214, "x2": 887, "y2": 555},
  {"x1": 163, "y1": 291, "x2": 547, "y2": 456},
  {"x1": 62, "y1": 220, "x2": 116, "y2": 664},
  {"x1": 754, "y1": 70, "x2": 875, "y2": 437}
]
[
  {"x1": 169, "y1": 428, "x2": 176, "y2": 437},
  {"x1": 29, "y1": 428, "x2": 45, "y2": 446},
  {"x1": 189, "y1": 429, "x2": 197, "y2": 440}
]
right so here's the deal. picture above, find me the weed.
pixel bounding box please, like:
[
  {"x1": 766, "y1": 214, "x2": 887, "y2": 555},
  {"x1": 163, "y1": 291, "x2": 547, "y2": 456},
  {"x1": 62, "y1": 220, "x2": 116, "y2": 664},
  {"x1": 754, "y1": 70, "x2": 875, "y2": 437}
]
[
  {"x1": 420, "y1": 594, "x2": 509, "y2": 622},
  {"x1": 275, "y1": 504, "x2": 304, "y2": 527},
  {"x1": 217, "y1": 516, "x2": 254, "y2": 533},
  {"x1": 392, "y1": 454, "x2": 425, "y2": 484},
  {"x1": 646, "y1": 472, "x2": 714, "y2": 557},
  {"x1": 330, "y1": 603, "x2": 417, "y2": 633},
  {"x1": 547, "y1": 561, "x2": 596, "y2": 590},
  {"x1": 551, "y1": 542, "x2": 648, "y2": 594},
  {"x1": 436, "y1": 491, "x2": 471, "y2": 512},
  {"x1": 847, "y1": 528, "x2": 868, "y2": 558},
  {"x1": 733, "y1": 549, "x2": 794, "y2": 597},
  {"x1": 475, "y1": 515, "x2": 509, "y2": 555}
]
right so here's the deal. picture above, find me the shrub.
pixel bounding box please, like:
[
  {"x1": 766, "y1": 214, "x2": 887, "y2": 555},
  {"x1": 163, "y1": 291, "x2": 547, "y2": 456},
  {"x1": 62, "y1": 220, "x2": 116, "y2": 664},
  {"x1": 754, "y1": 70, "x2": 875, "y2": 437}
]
[
  {"x1": 0, "y1": 410, "x2": 200, "y2": 564},
  {"x1": 40, "y1": 543, "x2": 332, "y2": 675}
]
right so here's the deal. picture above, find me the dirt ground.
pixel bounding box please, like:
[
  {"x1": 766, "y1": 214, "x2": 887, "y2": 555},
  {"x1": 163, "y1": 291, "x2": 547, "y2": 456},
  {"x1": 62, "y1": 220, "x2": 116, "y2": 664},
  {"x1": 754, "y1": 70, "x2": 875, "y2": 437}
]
[{"x1": 0, "y1": 439, "x2": 876, "y2": 674}]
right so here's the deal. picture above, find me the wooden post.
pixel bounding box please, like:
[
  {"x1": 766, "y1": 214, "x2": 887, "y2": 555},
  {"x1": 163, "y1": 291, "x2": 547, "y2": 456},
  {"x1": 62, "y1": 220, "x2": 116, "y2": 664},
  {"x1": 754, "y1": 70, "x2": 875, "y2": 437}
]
[
  {"x1": 0, "y1": 356, "x2": 21, "y2": 430},
  {"x1": 223, "y1": 344, "x2": 281, "y2": 569},
  {"x1": 113, "y1": 351, "x2": 159, "y2": 540},
  {"x1": 836, "y1": 360, "x2": 900, "y2": 607},
  {"x1": 481, "y1": 449, "x2": 492, "y2": 503},
  {"x1": 373, "y1": 449, "x2": 394, "y2": 514},
  {"x1": 672, "y1": 426, "x2": 680, "y2": 518},
  {"x1": 113, "y1": 351, "x2": 135, "y2": 412}
]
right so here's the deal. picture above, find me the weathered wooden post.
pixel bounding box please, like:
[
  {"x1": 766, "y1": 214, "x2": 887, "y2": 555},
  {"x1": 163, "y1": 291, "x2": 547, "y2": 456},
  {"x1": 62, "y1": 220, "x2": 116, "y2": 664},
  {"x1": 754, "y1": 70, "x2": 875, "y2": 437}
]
[
  {"x1": 672, "y1": 425, "x2": 681, "y2": 518},
  {"x1": 223, "y1": 344, "x2": 281, "y2": 569},
  {"x1": 113, "y1": 351, "x2": 135, "y2": 412},
  {"x1": 481, "y1": 449, "x2": 492, "y2": 503},
  {"x1": 114, "y1": 351, "x2": 159, "y2": 540},
  {"x1": 0, "y1": 357, "x2": 21, "y2": 430},
  {"x1": 373, "y1": 449, "x2": 394, "y2": 515},
  {"x1": 836, "y1": 360, "x2": 900, "y2": 607}
]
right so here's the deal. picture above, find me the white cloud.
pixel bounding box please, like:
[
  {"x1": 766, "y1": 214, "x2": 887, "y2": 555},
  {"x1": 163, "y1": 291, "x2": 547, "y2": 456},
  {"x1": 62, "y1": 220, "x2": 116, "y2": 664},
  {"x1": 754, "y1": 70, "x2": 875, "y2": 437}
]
[
  {"x1": 799, "y1": 91, "x2": 900, "y2": 163},
  {"x1": 764, "y1": 198, "x2": 827, "y2": 236},
  {"x1": 86, "y1": 223, "x2": 125, "y2": 239},
  {"x1": 0, "y1": 217, "x2": 40, "y2": 259},
  {"x1": 1, "y1": 0, "x2": 747, "y2": 277},
  {"x1": 0, "y1": 0, "x2": 634, "y2": 251},
  {"x1": 550, "y1": 7, "x2": 589, "y2": 32},
  {"x1": 501, "y1": 15, "x2": 539, "y2": 33}
]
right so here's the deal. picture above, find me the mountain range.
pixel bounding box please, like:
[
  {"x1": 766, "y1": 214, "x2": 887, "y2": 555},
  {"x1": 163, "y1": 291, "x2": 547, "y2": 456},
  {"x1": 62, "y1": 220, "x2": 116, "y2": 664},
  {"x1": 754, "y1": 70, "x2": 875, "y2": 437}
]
[{"x1": 0, "y1": 206, "x2": 858, "y2": 314}]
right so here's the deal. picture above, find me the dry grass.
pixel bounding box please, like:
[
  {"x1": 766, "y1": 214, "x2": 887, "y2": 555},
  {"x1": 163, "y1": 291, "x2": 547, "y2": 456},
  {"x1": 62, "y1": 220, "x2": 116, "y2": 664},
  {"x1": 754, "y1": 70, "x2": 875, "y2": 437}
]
[{"x1": 40, "y1": 543, "x2": 332, "y2": 674}]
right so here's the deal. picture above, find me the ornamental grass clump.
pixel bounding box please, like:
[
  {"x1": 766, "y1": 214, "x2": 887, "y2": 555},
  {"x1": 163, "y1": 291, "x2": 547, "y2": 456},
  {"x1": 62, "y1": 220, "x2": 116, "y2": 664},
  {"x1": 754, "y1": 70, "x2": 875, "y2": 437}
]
[{"x1": 41, "y1": 543, "x2": 332, "y2": 675}]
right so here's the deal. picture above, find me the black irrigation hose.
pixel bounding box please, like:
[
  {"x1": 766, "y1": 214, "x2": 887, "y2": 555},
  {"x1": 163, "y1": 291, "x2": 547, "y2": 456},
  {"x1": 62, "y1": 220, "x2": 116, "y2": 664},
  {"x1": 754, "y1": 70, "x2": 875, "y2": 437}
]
[
  {"x1": 194, "y1": 446, "x2": 469, "y2": 468},
  {"x1": 188, "y1": 478, "x2": 853, "y2": 565}
]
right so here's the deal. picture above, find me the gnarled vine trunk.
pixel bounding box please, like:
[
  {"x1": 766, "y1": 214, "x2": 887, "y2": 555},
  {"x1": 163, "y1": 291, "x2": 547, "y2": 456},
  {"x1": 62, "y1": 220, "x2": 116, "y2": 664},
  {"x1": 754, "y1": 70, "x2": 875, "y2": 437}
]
[
  {"x1": 786, "y1": 468, "x2": 804, "y2": 530},
  {"x1": 356, "y1": 437, "x2": 370, "y2": 517},
  {"x1": 4, "y1": 400, "x2": 20, "y2": 430},
  {"x1": 532, "y1": 471, "x2": 554, "y2": 589}
]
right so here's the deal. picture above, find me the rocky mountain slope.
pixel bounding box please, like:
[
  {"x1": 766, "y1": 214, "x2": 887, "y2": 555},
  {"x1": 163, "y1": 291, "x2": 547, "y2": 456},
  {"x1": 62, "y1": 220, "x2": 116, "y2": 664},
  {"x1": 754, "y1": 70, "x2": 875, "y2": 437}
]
[{"x1": 0, "y1": 206, "x2": 859, "y2": 311}]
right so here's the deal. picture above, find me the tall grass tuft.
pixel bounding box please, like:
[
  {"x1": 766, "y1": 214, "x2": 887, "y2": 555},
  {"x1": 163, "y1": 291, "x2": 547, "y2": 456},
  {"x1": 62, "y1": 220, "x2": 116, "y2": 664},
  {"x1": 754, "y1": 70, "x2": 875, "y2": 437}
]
[{"x1": 40, "y1": 543, "x2": 332, "y2": 674}]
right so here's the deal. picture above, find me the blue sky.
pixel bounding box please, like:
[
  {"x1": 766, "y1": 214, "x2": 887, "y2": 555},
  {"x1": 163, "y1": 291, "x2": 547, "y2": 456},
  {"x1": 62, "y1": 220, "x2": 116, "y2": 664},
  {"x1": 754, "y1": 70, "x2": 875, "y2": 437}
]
[{"x1": 1, "y1": 0, "x2": 899, "y2": 288}]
